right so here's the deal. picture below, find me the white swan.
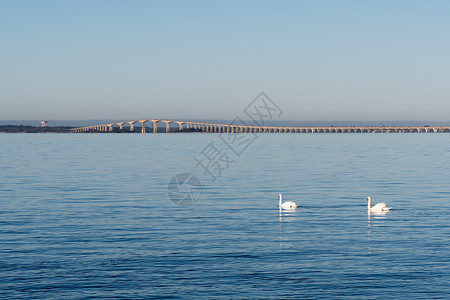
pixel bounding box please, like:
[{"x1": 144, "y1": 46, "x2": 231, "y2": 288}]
[
  {"x1": 278, "y1": 193, "x2": 298, "y2": 210},
  {"x1": 367, "y1": 196, "x2": 390, "y2": 213}
]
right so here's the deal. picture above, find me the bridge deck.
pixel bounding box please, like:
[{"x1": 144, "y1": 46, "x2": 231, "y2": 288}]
[{"x1": 69, "y1": 120, "x2": 450, "y2": 133}]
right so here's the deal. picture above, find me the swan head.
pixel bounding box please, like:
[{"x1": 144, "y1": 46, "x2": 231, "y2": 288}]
[
  {"x1": 367, "y1": 196, "x2": 371, "y2": 201},
  {"x1": 278, "y1": 193, "x2": 282, "y2": 198}
]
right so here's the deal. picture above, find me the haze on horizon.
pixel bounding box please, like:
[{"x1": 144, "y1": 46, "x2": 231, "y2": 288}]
[{"x1": 1, "y1": 0, "x2": 449, "y2": 122}]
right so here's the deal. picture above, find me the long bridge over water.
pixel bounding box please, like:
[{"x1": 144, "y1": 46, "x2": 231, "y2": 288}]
[{"x1": 69, "y1": 119, "x2": 450, "y2": 134}]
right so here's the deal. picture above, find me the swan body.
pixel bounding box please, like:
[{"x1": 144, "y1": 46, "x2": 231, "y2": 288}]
[
  {"x1": 367, "y1": 196, "x2": 390, "y2": 213},
  {"x1": 278, "y1": 193, "x2": 298, "y2": 210}
]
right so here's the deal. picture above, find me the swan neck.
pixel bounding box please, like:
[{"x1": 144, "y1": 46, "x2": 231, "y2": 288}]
[
  {"x1": 367, "y1": 197, "x2": 371, "y2": 211},
  {"x1": 279, "y1": 194, "x2": 282, "y2": 207}
]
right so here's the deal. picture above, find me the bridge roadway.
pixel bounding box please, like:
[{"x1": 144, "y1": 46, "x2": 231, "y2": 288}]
[{"x1": 69, "y1": 119, "x2": 450, "y2": 134}]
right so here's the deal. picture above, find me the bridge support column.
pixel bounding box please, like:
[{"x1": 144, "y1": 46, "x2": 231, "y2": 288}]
[
  {"x1": 141, "y1": 121, "x2": 146, "y2": 133},
  {"x1": 165, "y1": 122, "x2": 171, "y2": 133},
  {"x1": 152, "y1": 121, "x2": 157, "y2": 133}
]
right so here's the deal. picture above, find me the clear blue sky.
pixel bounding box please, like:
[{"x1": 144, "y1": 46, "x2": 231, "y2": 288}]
[{"x1": 1, "y1": 0, "x2": 449, "y2": 121}]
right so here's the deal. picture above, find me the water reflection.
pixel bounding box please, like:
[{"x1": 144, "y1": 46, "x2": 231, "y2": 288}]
[
  {"x1": 278, "y1": 208, "x2": 298, "y2": 249},
  {"x1": 367, "y1": 211, "x2": 389, "y2": 254},
  {"x1": 278, "y1": 208, "x2": 297, "y2": 222}
]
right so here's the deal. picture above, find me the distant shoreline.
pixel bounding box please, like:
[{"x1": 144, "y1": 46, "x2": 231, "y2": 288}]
[
  {"x1": 3, "y1": 124, "x2": 450, "y2": 134},
  {"x1": 0, "y1": 125, "x2": 73, "y2": 133}
]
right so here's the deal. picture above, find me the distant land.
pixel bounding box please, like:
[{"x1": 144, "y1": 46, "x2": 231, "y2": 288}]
[{"x1": 0, "y1": 125, "x2": 73, "y2": 133}]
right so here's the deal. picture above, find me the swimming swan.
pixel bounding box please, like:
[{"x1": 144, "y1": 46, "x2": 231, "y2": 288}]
[
  {"x1": 278, "y1": 193, "x2": 298, "y2": 210},
  {"x1": 367, "y1": 196, "x2": 390, "y2": 213}
]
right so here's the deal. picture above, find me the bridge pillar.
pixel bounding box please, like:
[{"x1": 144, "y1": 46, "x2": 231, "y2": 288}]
[
  {"x1": 129, "y1": 121, "x2": 136, "y2": 132},
  {"x1": 165, "y1": 121, "x2": 171, "y2": 133},
  {"x1": 141, "y1": 121, "x2": 146, "y2": 133}
]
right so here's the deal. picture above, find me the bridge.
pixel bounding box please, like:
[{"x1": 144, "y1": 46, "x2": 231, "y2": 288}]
[{"x1": 68, "y1": 119, "x2": 450, "y2": 134}]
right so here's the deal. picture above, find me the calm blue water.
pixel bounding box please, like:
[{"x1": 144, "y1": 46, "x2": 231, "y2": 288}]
[{"x1": 0, "y1": 133, "x2": 449, "y2": 299}]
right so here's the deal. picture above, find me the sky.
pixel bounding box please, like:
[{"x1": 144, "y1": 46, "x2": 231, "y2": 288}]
[{"x1": 1, "y1": 0, "x2": 450, "y2": 121}]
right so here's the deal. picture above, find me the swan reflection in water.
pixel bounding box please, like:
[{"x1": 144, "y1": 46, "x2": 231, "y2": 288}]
[
  {"x1": 278, "y1": 208, "x2": 297, "y2": 222},
  {"x1": 367, "y1": 203, "x2": 390, "y2": 254},
  {"x1": 278, "y1": 207, "x2": 298, "y2": 249}
]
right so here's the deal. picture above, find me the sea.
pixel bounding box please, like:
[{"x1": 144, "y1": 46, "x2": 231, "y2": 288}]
[{"x1": 0, "y1": 133, "x2": 449, "y2": 299}]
